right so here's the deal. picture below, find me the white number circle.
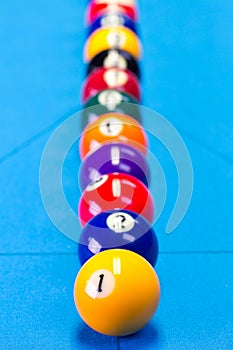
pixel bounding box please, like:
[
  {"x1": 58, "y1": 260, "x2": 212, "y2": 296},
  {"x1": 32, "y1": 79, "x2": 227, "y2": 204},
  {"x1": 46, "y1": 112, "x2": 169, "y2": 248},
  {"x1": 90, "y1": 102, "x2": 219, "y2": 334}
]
[
  {"x1": 85, "y1": 269, "x2": 115, "y2": 299},
  {"x1": 99, "y1": 118, "x2": 123, "y2": 136},
  {"x1": 107, "y1": 30, "x2": 126, "y2": 48},
  {"x1": 98, "y1": 90, "x2": 122, "y2": 111},
  {"x1": 103, "y1": 50, "x2": 127, "y2": 70},
  {"x1": 86, "y1": 174, "x2": 108, "y2": 192},
  {"x1": 106, "y1": 212, "x2": 135, "y2": 233},
  {"x1": 104, "y1": 68, "x2": 128, "y2": 87},
  {"x1": 101, "y1": 13, "x2": 123, "y2": 27}
]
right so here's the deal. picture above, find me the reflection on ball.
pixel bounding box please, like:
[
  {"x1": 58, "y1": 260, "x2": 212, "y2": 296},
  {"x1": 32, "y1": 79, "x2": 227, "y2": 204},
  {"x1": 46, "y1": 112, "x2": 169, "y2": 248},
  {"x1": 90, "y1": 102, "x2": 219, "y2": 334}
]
[{"x1": 74, "y1": 249, "x2": 160, "y2": 336}]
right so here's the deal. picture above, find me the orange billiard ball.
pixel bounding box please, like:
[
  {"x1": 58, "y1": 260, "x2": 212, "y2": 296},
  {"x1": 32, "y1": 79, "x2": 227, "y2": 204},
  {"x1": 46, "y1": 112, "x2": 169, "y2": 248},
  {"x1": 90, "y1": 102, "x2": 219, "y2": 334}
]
[
  {"x1": 79, "y1": 112, "x2": 148, "y2": 159},
  {"x1": 73, "y1": 249, "x2": 160, "y2": 336}
]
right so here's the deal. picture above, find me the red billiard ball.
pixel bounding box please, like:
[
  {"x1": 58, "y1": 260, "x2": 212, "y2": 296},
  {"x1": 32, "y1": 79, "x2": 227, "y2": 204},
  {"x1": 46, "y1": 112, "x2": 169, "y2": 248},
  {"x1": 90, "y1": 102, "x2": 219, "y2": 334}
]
[
  {"x1": 81, "y1": 67, "x2": 141, "y2": 103},
  {"x1": 86, "y1": 1, "x2": 138, "y2": 25},
  {"x1": 78, "y1": 172, "x2": 155, "y2": 226}
]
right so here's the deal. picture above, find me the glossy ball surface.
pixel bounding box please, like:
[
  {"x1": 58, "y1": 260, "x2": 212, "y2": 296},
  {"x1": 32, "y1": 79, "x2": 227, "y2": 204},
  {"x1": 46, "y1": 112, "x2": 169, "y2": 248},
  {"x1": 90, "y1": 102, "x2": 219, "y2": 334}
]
[
  {"x1": 87, "y1": 49, "x2": 140, "y2": 79},
  {"x1": 86, "y1": 1, "x2": 138, "y2": 25},
  {"x1": 79, "y1": 142, "x2": 150, "y2": 191},
  {"x1": 84, "y1": 27, "x2": 141, "y2": 63},
  {"x1": 73, "y1": 249, "x2": 160, "y2": 336},
  {"x1": 79, "y1": 113, "x2": 148, "y2": 159},
  {"x1": 82, "y1": 89, "x2": 142, "y2": 130},
  {"x1": 78, "y1": 209, "x2": 158, "y2": 266},
  {"x1": 81, "y1": 67, "x2": 141, "y2": 103},
  {"x1": 78, "y1": 172, "x2": 154, "y2": 226},
  {"x1": 88, "y1": 12, "x2": 138, "y2": 36}
]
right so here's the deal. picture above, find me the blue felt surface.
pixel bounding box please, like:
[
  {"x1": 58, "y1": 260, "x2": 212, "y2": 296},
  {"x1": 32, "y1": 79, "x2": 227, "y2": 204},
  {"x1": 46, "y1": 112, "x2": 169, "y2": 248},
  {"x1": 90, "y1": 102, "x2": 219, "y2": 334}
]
[
  {"x1": 1, "y1": 254, "x2": 232, "y2": 349},
  {"x1": 0, "y1": 0, "x2": 85, "y2": 158},
  {"x1": 0, "y1": 0, "x2": 232, "y2": 349},
  {"x1": 140, "y1": 0, "x2": 233, "y2": 159}
]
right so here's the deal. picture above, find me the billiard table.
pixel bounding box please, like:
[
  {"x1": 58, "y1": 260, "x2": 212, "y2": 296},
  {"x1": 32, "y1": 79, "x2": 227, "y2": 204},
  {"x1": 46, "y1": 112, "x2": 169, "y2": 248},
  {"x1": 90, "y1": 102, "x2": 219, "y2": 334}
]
[{"x1": 0, "y1": 1, "x2": 232, "y2": 349}]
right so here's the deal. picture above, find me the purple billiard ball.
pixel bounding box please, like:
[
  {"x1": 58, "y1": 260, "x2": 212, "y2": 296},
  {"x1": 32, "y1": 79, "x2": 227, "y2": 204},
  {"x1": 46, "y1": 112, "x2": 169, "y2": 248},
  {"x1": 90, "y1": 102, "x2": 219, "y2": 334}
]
[
  {"x1": 78, "y1": 209, "x2": 158, "y2": 266},
  {"x1": 78, "y1": 142, "x2": 150, "y2": 191}
]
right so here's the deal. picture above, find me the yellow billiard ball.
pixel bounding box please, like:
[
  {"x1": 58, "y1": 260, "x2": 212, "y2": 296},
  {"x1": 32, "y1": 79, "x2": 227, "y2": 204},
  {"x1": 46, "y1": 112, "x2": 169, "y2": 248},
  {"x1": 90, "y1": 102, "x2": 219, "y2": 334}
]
[
  {"x1": 73, "y1": 249, "x2": 160, "y2": 336},
  {"x1": 84, "y1": 27, "x2": 142, "y2": 63}
]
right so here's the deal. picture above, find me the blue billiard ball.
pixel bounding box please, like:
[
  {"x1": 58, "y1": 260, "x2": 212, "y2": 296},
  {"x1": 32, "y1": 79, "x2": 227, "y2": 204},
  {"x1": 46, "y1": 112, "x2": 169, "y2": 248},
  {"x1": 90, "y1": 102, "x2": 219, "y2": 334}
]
[
  {"x1": 78, "y1": 210, "x2": 158, "y2": 266},
  {"x1": 87, "y1": 12, "x2": 138, "y2": 37}
]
